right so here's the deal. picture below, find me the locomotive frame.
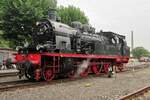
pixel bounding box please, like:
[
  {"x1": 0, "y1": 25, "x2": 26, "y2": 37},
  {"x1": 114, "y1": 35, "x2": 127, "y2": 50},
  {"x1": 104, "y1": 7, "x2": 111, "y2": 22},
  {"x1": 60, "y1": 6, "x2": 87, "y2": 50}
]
[{"x1": 15, "y1": 52, "x2": 129, "y2": 81}]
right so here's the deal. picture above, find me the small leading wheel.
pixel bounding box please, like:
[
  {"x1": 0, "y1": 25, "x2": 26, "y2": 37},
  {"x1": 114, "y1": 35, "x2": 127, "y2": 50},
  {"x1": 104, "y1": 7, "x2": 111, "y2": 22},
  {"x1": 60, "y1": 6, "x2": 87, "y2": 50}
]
[
  {"x1": 43, "y1": 67, "x2": 55, "y2": 81},
  {"x1": 24, "y1": 62, "x2": 35, "y2": 80},
  {"x1": 25, "y1": 68, "x2": 35, "y2": 80},
  {"x1": 80, "y1": 67, "x2": 89, "y2": 77}
]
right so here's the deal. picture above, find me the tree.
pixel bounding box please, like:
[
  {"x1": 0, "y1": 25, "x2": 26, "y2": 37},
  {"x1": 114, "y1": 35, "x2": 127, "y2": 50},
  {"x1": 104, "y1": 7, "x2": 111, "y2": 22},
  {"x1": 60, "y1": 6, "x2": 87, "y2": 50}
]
[
  {"x1": 0, "y1": 0, "x2": 57, "y2": 48},
  {"x1": 0, "y1": 31, "x2": 9, "y2": 48},
  {"x1": 132, "y1": 47, "x2": 150, "y2": 59},
  {"x1": 57, "y1": 6, "x2": 89, "y2": 25}
]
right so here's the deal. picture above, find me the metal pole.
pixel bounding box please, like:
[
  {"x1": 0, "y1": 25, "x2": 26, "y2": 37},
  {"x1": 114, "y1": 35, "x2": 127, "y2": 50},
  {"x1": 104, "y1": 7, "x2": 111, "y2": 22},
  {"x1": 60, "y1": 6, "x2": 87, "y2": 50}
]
[
  {"x1": 131, "y1": 31, "x2": 134, "y2": 51},
  {"x1": 131, "y1": 31, "x2": 134, "y2": 57}
]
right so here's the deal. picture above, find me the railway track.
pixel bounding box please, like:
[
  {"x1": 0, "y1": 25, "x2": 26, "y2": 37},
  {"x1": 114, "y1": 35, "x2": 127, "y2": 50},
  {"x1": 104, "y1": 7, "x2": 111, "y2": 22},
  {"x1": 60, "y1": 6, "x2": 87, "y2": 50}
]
[
  {"x1": 0, "y1": 70, "x2": 18, "y2": 77},
  {"x1": 125, "y1": 63, "x2": 150, "y2": 70},
  {"x1": 119, "y1": 86, "x2": 150, "y2": 100},
  {"x1": 0, "y1": 76, "x2": 95, "y2": 93},
  {"x1": 0, "y1": 63, "x2": 149, "y2": 93},
  {"x1": 0, "y1": 63, "x2": 149, "y2": 78},
  {"x1": 114, "y1": 63, "x2": 149, "y2": 74},
  {"x1": 0, "y1": 72, "x2": 18, "y2": 77},
  {"x1": 0, "y1": 80, "x2": 33, "y2": 92},
  {"x1": 117, "y1": 63, "x2": 150, "y2": 100}
]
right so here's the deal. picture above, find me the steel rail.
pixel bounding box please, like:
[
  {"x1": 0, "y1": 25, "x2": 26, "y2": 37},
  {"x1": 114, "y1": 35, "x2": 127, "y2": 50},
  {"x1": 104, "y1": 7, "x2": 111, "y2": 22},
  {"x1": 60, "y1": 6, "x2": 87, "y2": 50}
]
[
  {"x1": 0, "y1": 72, "x2": 18, "y2": 77},
  {"x1": 119, "y1": 86, "x2": 150, "y2": 100}
]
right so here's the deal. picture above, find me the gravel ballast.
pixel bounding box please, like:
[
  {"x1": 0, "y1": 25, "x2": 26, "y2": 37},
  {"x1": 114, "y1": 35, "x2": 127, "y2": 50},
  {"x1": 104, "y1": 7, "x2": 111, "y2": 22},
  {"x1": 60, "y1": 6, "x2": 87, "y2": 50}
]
[{"x1": 1, "y1": 67, "x2": 150, "y2": 100}]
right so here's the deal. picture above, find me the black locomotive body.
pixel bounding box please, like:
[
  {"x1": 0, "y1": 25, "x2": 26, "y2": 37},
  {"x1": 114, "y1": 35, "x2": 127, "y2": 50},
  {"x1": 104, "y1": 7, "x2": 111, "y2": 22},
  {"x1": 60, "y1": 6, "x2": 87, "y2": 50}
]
[
  {"x1": 25, "y1": 18, "x2": 129, "y2": 57},
  {"x1": 15, "y1": 11, "x2": 130, "y2": 81}
]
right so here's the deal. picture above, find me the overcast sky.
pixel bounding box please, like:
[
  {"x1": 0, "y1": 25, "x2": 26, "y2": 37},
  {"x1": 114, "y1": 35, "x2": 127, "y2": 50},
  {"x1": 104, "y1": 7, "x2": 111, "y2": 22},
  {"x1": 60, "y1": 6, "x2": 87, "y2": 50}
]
[{"x1": 57, "y1": 0, "x2": 150, "y2": 51}]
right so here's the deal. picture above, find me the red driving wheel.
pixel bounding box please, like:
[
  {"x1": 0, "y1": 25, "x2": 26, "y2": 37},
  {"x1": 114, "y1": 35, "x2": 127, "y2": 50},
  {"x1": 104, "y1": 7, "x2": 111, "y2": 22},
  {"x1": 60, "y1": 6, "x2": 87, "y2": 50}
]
[
  {"x1": 43, "y1": 67, "x2": 55, "y2": 81},
  {"x1": 80, "y1": 67, "x2": 89, "y2": 77},
  {"x1": 92, "y1": 65, "x2": 101, "y2": 75},
  {"x1": 104, "y1": 64, "x2": 109, "y2": 74}
]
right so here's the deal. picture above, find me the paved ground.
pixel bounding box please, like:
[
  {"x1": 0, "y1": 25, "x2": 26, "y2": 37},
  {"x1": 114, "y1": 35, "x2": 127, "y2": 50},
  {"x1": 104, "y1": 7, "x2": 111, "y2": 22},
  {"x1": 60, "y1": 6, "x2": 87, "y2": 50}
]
[{"x1": 0, "y1": 66, "x2": 150, "y2": 100}]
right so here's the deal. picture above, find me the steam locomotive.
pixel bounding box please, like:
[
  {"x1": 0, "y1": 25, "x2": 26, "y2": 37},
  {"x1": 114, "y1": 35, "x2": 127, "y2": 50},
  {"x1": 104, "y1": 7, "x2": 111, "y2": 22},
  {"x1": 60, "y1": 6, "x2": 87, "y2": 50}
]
[{"x1": 15, "y1": 11, "x2": 130, "y2": 81}]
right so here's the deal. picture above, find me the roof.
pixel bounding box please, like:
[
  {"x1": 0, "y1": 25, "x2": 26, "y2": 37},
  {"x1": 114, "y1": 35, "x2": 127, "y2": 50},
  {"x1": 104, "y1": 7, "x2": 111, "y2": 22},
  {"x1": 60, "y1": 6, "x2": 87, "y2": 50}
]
[
  {"x1": 99, "y1": 31, "x2": 125, "y2": 39},
  {"x1": 0, "y1": 47, "x2": 16, "y2": 52}
]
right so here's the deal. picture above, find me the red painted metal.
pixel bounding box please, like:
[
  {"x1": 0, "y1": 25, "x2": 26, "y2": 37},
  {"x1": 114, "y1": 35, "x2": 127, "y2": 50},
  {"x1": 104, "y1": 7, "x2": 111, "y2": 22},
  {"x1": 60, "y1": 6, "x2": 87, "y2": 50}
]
[
  {"x1": 15, "y1": 53, "x2": 129, "y2": 64},
  {"x1": 53, "y1": 57, "x2": 55, "y2": 73},
  {"x1": 43, "y1": 68, "x2": 55, "y2": 81},
  {"x1": 42, "y1": 53, "x2": 129, "y2": 64},
  {"x1": 15, "y1": 52, "x2": 129, "y2": 80},
  {"x1": 27, "y1": 54, "x2": 41, "y2": 65},
  {"x1": 42, "y1": 53, "x2": 119, "y2": 59},
  {"x1": 34, "y1": 69, "x2": 41, "y2": 81},
  {"x1": 80, "y1": 67, "x2": 89, "y2": 77},
  {"x1": 57, "y1": 57, "x2": 60, "y2": 73},
  {"x1": 15, "y1": 54, "x2": 25, "y2": 62},
  {"x1": 15, "y1": 54, "x2": 41, "y2": 65},
  {"x1": 104, "y1": 63, "x2": 109, "y2": 73},
  {"x1": 91, "y1": 65, "x2": 100, "y2": 75}
]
